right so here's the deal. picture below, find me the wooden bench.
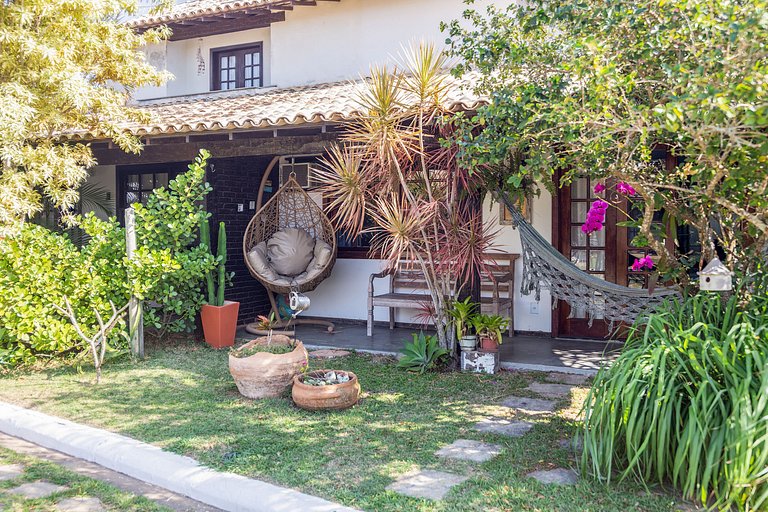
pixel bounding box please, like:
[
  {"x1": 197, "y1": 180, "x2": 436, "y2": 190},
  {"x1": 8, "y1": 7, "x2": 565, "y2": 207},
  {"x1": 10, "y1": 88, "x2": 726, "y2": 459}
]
[{"x1": 367, "y1": 253, "x2": 519, "y2": 336}]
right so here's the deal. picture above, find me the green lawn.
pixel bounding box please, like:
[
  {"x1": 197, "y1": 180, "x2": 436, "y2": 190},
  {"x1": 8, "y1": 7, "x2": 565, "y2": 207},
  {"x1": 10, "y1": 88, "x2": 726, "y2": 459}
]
[
  {"x1": 0, "y1": 341, "x2": 682, "y2": 511},
  {"x1": 0, "y1": 446, "x2": 171, "y2": 511}
]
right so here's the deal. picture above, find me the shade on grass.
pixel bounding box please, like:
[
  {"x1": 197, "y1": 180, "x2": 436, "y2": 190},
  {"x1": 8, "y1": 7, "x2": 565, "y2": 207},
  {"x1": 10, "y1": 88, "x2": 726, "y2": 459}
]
[{"x1": 0, "y1": 345, "x2": 681, "y2": 512}]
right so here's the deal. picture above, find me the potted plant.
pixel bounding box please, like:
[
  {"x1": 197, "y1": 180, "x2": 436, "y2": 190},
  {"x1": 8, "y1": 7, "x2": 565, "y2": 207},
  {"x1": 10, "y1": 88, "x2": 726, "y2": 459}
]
[
  {"x1": 473, "y1": 314, "x2": 509, "y2": 353},
  {"x1": 292, "y1": 369, "x2": 360, "y2": 411},
  {"x1": 200, "y1": 219, "x2": 239, "y2": 348},
  {"x1": 229, "y1": 334, "x2": 309, "y2": 399},
  {"x1": 447, "y1": 297, "x2": 478, "y2": 351}
]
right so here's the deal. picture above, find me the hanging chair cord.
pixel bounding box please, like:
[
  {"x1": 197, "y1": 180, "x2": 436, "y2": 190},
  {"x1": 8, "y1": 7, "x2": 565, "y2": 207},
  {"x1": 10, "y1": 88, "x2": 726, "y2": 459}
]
[{"x1": 495, "y1": 189, "x2": 680, "y2": 326}]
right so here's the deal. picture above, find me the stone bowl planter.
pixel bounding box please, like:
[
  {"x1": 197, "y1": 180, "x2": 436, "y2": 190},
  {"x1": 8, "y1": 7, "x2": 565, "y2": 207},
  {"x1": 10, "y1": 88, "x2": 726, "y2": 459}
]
[
  {"x1": 229, "y1": 335, "x2": 308, "y2": 399},
  {"x1": 292, "y1": 370, "x2": 360, "y2": 411}
]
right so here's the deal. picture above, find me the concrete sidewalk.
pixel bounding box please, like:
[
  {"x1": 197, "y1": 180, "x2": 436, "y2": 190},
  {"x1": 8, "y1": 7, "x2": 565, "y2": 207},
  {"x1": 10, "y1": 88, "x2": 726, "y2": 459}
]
[{"x1": 0, "y1": 401, "x2": 360, "y2": 512}]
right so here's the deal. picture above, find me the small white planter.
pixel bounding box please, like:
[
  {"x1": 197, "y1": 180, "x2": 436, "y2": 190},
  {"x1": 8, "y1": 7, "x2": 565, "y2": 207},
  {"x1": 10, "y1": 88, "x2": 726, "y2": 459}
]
[{"x1": 459, "y1": 335, "x2": 477, "y2": 351}]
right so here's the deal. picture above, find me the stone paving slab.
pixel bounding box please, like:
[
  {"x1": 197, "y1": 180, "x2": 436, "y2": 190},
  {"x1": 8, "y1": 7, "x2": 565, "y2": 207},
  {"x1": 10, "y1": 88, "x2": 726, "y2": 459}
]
[
  {"x1": 527, "y1": 468, "x2": 579, "y2": 486},
  {"x1": 557, "y1": 437, "x2": 583, "y2": 452},
  {"x1": 547, "y1": 372, "x2": 590, "y2": 385},
  {"x1": 386, "y1": 469, "x2": 469, "y2": 500},
  {"x1": 56, "y1": 497, "x2": 106, "y2": 512},
  {"x1": 0, "y1": 463, "x2": 24, "y2": 481},
  {"x1": 8, "y1": 481, "x2": 69, "y2": 498},
  {"x1": 435, "y1": 439, "x2": 502, "y2": 463},
  {"x1": 526, "y1": 382, "x2": 574, "y2": 399},
  {"x1": 474, "y1": 417, "x2": 534, "y2": 438},
  {"x1": 308, "y1": 349, "x2": 352, "y2": 359},
  {"x1": 499, "y1": 396, "x2": 556, "y2": 414}
]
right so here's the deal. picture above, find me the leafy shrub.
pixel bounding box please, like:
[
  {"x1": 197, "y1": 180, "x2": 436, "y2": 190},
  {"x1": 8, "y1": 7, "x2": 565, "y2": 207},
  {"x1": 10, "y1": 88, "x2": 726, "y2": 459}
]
[
  {"x1": 581, "y1": 292, "x2": 768, "y2": 510},
  {"x1": 133, "y1": 150, "x2": 216, "y2": 338},
  {"x1": 398, "y1": 332, "x2": 449, "y2": 374},
  {"x1": 0, "y1": 151, "x2": 215, "y2": 366}
]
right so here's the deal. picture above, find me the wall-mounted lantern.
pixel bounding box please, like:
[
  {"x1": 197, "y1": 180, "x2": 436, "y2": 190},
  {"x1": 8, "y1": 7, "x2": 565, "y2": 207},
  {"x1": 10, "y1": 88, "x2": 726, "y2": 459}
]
[{"x1": 698, "y1": 258, "x2": 733, "y2": 292}]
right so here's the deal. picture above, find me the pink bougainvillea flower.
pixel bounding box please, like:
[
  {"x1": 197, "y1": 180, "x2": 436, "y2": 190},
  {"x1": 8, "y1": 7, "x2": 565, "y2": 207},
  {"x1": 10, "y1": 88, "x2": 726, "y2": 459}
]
[
  {"x1": 581, "y1": 200, "x2": 608, "y2": 234},
  {"x1": 631, "y1": 255, "x2": 654, "y2": 271},
  {"x1": 593, "y1": 183, "x2": 606, "y2": 193},
  {"x1": 616, "y1": 182, "x2": 637, "y2": 196}
]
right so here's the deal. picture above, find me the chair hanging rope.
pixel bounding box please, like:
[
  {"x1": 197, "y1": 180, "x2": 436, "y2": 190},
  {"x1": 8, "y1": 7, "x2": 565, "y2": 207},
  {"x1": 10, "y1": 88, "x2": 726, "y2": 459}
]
[{"x1": 496, "y1": 190, "x2": 680, "y2": 325}]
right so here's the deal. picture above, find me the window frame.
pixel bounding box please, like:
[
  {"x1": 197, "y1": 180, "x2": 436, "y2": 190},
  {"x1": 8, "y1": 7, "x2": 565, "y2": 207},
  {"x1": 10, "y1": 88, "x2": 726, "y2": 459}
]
[
  {"x1": 210, "y1": 42, "x2": 264, "y2": 91},
  {"x1": 116, "y1": 163, "x2": 187, "y2": 221}
]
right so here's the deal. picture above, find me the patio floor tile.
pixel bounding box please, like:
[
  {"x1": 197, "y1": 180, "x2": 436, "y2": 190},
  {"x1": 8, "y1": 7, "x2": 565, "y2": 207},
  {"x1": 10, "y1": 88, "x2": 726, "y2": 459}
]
[
  {"x1": 386, "y1": 469, "x2": 469, "y2": 500},
  {"x1": 499, "y1": 396, "x2": 556, "y2": 414},
  {"x1": 527, "y1": 468, "x2": 579, "y2": 486},
  {"x1": 7, "y1": 481, "x2": 69, "y2": 498},
  {"x1": 526, "y1": 382, "x2": 574, "y2": 399},
  {"x1": 473, "y1": 417, "x2": 534, "y2": 437},
  {"x1": 435, "y1": 439, "x2": 502, "y2": 462}
]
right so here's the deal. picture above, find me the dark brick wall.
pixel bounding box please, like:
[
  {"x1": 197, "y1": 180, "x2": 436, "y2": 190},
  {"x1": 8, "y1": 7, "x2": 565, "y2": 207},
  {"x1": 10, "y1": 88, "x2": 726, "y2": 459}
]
[{"x1": 207, "y1": 155, "x2": 277, "y2": 324}]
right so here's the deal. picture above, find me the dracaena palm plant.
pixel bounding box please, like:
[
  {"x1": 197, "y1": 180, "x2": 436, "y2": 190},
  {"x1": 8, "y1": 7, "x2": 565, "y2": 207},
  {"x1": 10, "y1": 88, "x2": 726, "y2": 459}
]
[{"x1": 315, "y1": 42, "x2": 497, "y2": 353}]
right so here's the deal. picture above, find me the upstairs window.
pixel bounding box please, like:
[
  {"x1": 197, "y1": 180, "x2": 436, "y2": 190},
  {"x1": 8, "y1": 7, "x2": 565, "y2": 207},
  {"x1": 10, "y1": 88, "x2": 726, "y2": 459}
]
[{"x1": 212, "y1": 43, "x2": 263, "y2": 91}]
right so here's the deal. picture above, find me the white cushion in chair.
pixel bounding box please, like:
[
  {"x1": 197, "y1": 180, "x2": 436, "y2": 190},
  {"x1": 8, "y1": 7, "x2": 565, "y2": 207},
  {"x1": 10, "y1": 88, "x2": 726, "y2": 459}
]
[{"x1": 267, "y1": 228, "x2": 315, "y2": 277}]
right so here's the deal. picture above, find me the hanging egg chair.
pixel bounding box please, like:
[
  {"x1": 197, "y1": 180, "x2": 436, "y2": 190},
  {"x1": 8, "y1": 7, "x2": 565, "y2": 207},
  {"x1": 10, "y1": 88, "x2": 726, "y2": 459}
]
[{"x1": 243, "y1": 170, "x2": 337, "y2": 335}]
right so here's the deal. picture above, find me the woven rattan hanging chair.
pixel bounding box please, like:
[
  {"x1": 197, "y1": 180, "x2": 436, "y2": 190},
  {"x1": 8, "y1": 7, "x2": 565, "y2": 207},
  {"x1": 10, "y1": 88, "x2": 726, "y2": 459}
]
[
  {"x1": 243, "y1": 172, "x2": 338, "y2": 336},
  {"x1": 243, "y1": 175, "x2": 337, "y2": 295}
]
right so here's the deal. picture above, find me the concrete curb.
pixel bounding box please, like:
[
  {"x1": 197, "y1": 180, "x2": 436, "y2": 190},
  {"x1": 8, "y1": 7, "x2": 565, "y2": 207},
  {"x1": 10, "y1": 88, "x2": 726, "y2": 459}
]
[
  {"x1": 499, "y1": 361, "x2": 598, "y2": 376},
  {"x1": 0, "y1": 402, "x2": 360, "y2": 512}
]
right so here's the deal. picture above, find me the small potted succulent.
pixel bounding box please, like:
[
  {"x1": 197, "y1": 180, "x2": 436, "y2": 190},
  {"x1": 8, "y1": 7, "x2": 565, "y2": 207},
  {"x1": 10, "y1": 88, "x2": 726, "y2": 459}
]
[
  {"x1": 473, "y1": 314, "x2": 509, "y2": 353},
  {"x1": 199, "y1": 219, "x2": 239, "y2": 348},
  {"x1": 447, "y1": 297, "x2": 478, "y2": 351},
  {"x1": 292, "y1": 369, "x2": 360, "y2": 411}
]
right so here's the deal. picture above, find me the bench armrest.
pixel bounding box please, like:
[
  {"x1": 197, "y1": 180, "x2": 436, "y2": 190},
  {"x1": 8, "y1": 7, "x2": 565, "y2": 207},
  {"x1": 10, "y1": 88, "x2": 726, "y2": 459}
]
[{"x1": 369, "y1": 269, "x2": 393, "y2": 297}]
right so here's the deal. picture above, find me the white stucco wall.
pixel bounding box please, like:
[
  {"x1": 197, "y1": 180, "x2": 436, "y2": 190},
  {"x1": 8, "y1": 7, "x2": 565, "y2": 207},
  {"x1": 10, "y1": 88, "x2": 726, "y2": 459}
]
[
  {"x1": 485, "y1": 192, "x2": 553, "y2": 333},
  {"x1": 135, "y1": 0, "x2": 498, "y2": 98}
]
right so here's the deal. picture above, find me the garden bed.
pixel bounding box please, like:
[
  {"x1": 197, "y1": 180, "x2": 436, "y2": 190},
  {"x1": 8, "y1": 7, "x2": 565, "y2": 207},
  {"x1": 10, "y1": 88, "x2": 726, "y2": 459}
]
[{"x1": 0, "y1": 342, "x2": 683, "y2": 512}]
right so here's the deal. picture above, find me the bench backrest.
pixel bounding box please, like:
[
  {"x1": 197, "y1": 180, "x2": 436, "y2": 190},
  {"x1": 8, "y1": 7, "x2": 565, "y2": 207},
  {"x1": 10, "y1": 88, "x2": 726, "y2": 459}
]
[{"x1": 392, "y1": 253, "x2": 518, "y2": 293}]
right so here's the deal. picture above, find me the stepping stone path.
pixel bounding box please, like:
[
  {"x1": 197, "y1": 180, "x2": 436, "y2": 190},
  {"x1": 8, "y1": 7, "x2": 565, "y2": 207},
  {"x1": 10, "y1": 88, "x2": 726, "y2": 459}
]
[
  {"x1": 547, "y1": 372, "x2": 589, "y2": 385},
  {"x1": 526, "y1": 468, "x2": 579, "y2": 486},
  {"x1": 474, "y1": 417, "x2": 534, "y2": 437},
  {"x1": 500, "y1": 396, "x2": 556, "y2": 415},
  {"x1": 526, "y1": 382, "x2": 574, "y2": 399},
  {"x1": 386, "y1": 469, "x2": 469, "y2": 500},
  {"x1": 557, "y1": 437, "x2": 583, "y2": 452},
  {"x1": 0, "y1": 463, "x2": 24, "y2": 481},
  {"x1": 56, "y1": 497, "x2": 106, "y2": 512},
  {"x1": 7, "y1": 481, "x2": 69, "y2": 498},
  {"x1": 435, "y1": 439, "x2": 502, "y2": 463},
  {"x1": 309, "y1": 349, "x2": 351, "y2": 359}
]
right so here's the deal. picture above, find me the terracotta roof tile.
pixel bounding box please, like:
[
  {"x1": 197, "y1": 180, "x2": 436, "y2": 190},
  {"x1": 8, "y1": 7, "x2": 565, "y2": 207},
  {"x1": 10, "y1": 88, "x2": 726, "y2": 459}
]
[
  {"x1": 67, "y1": 74, "x2": 483, "y2": 140},
  {"x1": 130, "y1": 0, "x2": 287, "y2": 28}
]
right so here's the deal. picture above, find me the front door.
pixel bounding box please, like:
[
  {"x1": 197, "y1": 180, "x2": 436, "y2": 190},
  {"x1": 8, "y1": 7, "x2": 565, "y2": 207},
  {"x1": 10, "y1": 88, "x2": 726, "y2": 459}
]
[{"x1": 554, "y1": 160, "x2": 674, "y2": 339}]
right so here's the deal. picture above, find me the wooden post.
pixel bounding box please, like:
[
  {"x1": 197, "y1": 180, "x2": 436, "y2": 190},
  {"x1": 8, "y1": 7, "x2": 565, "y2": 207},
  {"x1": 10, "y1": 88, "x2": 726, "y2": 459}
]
[{"x1": 125, "y1": 207, "x2": 144, "y2": 359}]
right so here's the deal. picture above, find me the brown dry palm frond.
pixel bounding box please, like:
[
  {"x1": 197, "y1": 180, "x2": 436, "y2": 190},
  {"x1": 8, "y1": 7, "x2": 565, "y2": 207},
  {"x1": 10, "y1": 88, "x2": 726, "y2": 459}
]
[
  {"x1": 368, "y1": 194, "x2": 432, "y2": 264},
  {"x1": 314, "y1": 144, "x2": 369, "y2": 239},
  {"x1": 345, "y1": 65, "x2": 421, "y2": 172},
  {"x1": 435, "y1": 204, "x2": 500, "y2": 289}
]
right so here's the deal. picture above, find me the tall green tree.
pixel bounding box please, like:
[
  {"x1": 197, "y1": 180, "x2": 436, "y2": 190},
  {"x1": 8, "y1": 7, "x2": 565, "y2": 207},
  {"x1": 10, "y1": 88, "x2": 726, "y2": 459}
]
[
  {"x1": 446, "y1": 0, "x2": 768, "y2": 280},
  {"x1": 0, "y1": 0, "x2": 169, "y2": 229}
]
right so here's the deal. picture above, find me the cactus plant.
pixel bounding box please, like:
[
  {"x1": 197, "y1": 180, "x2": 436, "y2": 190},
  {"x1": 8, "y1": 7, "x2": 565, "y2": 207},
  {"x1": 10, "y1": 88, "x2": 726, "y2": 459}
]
[{"x1": 200, "y1": 218, "x2": 230, "y2": 306}]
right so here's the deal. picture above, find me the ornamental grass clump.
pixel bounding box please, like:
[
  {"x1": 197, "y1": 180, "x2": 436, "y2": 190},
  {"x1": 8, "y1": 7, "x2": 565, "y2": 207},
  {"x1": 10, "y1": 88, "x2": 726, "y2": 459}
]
[{"x1": 581, "y1": 292, "x2": 768, "y2": 511}]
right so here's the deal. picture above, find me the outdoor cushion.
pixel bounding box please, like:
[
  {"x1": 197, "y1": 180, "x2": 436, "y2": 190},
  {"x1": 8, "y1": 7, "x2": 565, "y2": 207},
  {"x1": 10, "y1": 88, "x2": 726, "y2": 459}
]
[
  {"x1": 247, "y1": 242, "x2": 279, "y2": 282},
  {"x1": 304, "y1": 240, "x2": 333, "y2": 277},
  {"x1": 267, "y1": 228, "x2": 316, "y2": 276}
]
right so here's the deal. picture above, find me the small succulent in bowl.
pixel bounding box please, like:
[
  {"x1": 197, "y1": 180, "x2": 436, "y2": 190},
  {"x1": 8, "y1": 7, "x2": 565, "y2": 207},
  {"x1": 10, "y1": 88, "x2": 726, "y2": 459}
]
[{"x1": 302, "y1": 370, "x2": 352, "y2": 386}]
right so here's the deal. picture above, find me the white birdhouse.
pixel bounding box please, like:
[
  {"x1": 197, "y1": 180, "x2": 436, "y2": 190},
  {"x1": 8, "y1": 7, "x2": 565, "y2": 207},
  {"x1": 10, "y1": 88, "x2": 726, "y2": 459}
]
[{"x1": 698, "y1": 258, "x2": 733, "y2": 292}]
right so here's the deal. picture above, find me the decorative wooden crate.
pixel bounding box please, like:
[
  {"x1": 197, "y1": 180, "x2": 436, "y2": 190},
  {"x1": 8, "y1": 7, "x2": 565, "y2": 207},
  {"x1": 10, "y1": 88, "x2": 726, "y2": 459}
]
[{"x1": 460, "y1": 350, "x2": 500, "y2": 374}]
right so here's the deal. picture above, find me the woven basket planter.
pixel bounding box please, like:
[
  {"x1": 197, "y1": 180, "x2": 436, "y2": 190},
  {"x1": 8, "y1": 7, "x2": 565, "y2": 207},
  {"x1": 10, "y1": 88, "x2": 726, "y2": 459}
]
[
  {"x1": 292, "y1": 370, "x2": 361, "y2": 411},
  {"x1": 229, "y1": 335, "x2": 308, "y2": 399}
]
